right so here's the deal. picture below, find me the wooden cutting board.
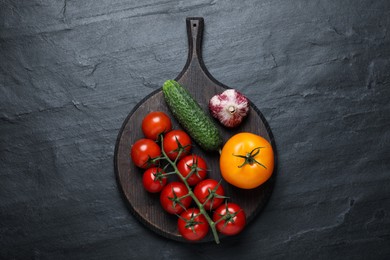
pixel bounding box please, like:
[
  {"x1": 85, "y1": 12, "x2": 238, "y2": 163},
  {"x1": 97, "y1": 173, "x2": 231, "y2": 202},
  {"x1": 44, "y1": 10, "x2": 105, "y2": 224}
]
[{"x1": 114, "y1": 17, "x2": 277, "y2": 243}]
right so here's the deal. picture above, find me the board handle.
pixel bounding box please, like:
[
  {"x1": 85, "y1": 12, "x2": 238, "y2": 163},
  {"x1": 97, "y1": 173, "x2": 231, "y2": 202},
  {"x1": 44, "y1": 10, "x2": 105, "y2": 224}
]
[
  {"x1": 176, "y1": 17, "x2": 208, "y2": 81},
  {"x1": 186, "y1": 17, "x2": 204, "y2": 60},
  {"x1": 176, "y1": 17, "x2": 227, "y2": 90}
]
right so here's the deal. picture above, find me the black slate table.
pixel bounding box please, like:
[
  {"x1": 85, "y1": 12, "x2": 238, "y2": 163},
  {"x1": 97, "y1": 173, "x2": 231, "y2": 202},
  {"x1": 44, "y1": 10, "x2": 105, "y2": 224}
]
[{"x1": 1, "y1": 1, "x2": 389, "y2": 259}]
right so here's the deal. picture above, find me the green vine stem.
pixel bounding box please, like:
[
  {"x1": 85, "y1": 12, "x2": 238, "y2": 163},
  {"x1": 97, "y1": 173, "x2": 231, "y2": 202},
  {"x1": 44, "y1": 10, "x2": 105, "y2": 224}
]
[{"x1": 160, "y1": 136, "x2": 220, "y2": 244}]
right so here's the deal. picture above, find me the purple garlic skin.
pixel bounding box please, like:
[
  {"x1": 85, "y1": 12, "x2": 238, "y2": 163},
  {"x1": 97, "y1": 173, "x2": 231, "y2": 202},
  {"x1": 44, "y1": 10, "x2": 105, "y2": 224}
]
[{"x1": 209, "y1": 89, "x2": 250, "y2": 128}]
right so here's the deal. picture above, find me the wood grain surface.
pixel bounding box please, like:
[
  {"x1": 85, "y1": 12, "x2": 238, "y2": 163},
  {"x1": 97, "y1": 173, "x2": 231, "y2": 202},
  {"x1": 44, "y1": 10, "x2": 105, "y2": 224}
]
[{"x1": 114, "y1": 17, "x2": 276, "y2": 242}]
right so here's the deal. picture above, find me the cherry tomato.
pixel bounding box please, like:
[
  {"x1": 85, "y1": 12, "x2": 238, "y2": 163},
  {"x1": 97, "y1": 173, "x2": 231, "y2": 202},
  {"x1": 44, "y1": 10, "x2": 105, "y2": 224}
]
[
  {"x1": 141, "y1": 111, "x2": 172, "y2": 141},
  {"x1": 163, "y1": 130, "x2": 191, "y2": 161},
  {"x1": 193, "y1": 179, "x2": 225, "y2": 211},
  {"x1": 178, "y1": 208, "x2": 209, "y2": 241},
  {"x1": 142, "y1": 167, "x2": 167, "y2": 193},
  {"x1": 131, "y1": 139, "x2": 161, "y2": 169},
  {"x1": 220, "y1": 132, "x2": 274, "y2": 189},
  {"x1": 160, "y1": 182, "x2": 192, "y2": 214},
  {"x1": 213, "y1": 202, "x2": 246, "y2": 236},
  {"x1": 177, "y1": 155, "x2": 207, "y2": 186}
]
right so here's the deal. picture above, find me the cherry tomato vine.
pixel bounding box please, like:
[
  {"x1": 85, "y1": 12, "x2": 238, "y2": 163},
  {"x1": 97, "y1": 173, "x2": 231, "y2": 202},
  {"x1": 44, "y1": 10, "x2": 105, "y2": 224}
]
[
  {"x1": 159, "y1": 134, "x2": 223, "y2": 243},
  {"x1": 132, "y1": 111, "x2": 247, "y2": 244}
]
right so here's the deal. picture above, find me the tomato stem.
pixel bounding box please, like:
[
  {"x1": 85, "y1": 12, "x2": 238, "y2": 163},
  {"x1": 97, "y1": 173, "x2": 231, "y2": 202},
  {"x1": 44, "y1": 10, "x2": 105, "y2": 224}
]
[
  {"x1": 233, "y1": 146, "x2": 267, "y2": 169},
  {"x1": 177, "y1": 193, "x2": 192, "y2": 200},
  {"x1": 201, "y1": 181, "x2": 228, "y2": 211},
  {"x1": 184, "y1": 168, "x2": 196, "y2": 180},
  {"x1": 163, "y1": 171, "x2": 178, "y2": 176},
  {"x1": 160, "y1": 136, "x2": 221, "y2": 244}
]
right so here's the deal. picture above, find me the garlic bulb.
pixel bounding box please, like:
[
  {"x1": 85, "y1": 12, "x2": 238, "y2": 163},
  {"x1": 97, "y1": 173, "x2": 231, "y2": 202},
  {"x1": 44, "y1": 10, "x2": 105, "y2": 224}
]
[{"x1": 209, "y1": 89, "x2": 249, "y2": 128}]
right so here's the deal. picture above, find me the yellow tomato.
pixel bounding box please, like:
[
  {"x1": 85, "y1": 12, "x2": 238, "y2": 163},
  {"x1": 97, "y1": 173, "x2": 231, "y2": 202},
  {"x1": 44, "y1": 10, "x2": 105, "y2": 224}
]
[{"x1": 220, "y1": 132, "x2": 274, "y2": 189}]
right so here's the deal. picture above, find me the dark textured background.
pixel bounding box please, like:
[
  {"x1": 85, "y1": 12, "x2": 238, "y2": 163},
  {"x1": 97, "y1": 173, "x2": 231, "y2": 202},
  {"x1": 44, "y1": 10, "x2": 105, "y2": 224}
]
[{"x1": 1, "y1": 0, "x2": 390, "y2": 259}]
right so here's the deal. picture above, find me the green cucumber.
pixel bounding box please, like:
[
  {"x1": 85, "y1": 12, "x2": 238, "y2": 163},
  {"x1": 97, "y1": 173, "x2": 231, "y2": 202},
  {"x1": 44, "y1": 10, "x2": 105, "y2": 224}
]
[{"x1": 162, "y1": 79, "x2": 223, "y2": 151}]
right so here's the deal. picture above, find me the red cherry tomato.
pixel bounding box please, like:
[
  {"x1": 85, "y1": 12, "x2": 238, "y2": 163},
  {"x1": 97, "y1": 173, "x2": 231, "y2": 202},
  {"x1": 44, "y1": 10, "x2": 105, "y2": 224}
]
[
  {"x1": 141, "y1": 111, "x2": 172, "y2": 141},
  {"x1": 130, "y1": 139, "x2": 161, "y2": 169},
  {"x1": 177, "y1": 155, "x2": 207, "y2": 186},
  {"x1": 160, "y1": 182, "x2": 192, "y2": 214},
  {"x1": 142, "y1": 167, "x2": 167, "y2": 193},
  {"x1": 163, "y1": 130, "x2": 191, "y2": 161},
  {"x1": 193, "y1": 179, "x2": 225, "y2": 211},
  {"x1": 213, "y1": 202, "x2": 246, "y2": 236},
  {"x1": 178, "y1": 208, "x2": 209, "y2": 241}
]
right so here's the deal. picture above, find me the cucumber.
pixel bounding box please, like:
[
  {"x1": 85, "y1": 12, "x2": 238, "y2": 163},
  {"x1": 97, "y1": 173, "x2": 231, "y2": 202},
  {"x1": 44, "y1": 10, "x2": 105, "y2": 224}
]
[{"x1": 162, "y1": 79, "x2": 223, "y2": 151}]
